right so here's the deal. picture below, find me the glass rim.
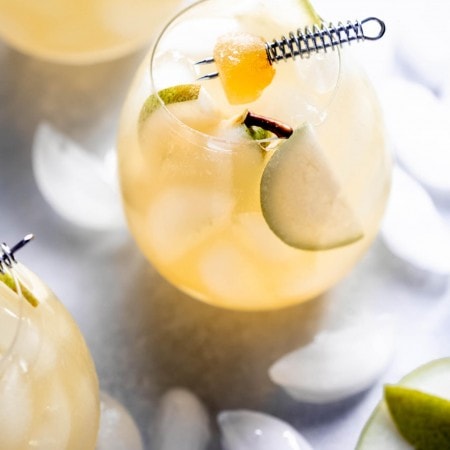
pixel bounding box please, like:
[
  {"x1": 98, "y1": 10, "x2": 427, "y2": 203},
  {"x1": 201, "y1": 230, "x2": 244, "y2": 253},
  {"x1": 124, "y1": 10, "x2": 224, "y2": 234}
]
[{"x1": 148, "y1": 0, "x2": 342, "y2": 147}]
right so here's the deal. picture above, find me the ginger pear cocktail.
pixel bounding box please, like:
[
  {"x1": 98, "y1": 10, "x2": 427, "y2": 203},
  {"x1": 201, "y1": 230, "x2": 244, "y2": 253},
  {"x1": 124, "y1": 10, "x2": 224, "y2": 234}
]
[
  {"x1": 118, "y1": 0, "x2": 391, "y2": 310},
  {"x1": 0, "y1": 237, "x2": 99, "y2": 449},
  {"x1": 0, "y1": 0, "x2": 185, "y2": 63}
]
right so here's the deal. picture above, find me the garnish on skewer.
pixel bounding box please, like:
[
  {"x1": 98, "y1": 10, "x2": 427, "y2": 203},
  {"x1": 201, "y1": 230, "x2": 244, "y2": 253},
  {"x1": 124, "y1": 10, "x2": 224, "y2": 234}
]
[{"x1": 196, "y1": 17, "x2": 385, "y2": 104}]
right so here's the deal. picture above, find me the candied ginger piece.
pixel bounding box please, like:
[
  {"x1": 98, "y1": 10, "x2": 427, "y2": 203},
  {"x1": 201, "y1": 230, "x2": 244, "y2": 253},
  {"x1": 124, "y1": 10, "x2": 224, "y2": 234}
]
[{"x1": 213, "y1": 32, "x2": 275, "y2": 105}]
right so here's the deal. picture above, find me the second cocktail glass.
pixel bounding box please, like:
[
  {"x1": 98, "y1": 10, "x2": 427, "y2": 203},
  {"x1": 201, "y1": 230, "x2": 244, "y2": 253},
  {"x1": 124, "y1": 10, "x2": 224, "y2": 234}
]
[
  {"x1": 0, "y1": 238, "x2": 100, "y2": 449},
  {"x1": 118, "y1": 0, "x2": 391, "y2": 310},
  {"x1": 0, "y1": 0, "x2": 189, "y2": 64},
  {"x1": 0, "y1": 235, "x2": 145, "y2": 449}
]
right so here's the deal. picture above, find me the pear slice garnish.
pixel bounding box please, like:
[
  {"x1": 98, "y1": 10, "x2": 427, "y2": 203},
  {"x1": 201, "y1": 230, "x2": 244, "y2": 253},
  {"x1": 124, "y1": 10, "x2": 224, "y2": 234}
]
[
  {"x1": 0, "y1": 272, "x2": 39, "y2": 307},
  {"x1": 356, "y1": 358, "x2": 450, "y2": 449},
  {"x1": 139, "y1": 84, "x2": 201, "y2": 124},
  {"x1": 260, "y1": 124, "x2": 364, "y2": 250},
  {"x1": 384, "y1": 385, "x2": 450, "y2": 448}
]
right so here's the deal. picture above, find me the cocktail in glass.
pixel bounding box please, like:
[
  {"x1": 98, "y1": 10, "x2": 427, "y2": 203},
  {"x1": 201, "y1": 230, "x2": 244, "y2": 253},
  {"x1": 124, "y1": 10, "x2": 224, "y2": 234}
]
[
  {"x1": 117, "y1": 0, "x2": 391, "y2": 310},
  {"x1": 0, "y1": 236, "x2": 100, "y2": 449},
  {"x1": 0, "y1": 0, "x2": 188, "y2": 63}
]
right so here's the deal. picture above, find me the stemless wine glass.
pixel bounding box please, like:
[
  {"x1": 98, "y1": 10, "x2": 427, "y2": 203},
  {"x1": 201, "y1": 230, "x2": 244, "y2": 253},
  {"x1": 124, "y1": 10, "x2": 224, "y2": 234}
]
[
  {"x1": 0, "y1": 235, "x2": 99, "y2": 449},
  {"x1": 0, "y1": 0, "x2": 189, "y2": 64},
  {"x1": 117, "y1": 0, "x2": 391, "y2": 310},
  {"x1": 0, "y1": 235, "x2": 145, "y2": 449}
]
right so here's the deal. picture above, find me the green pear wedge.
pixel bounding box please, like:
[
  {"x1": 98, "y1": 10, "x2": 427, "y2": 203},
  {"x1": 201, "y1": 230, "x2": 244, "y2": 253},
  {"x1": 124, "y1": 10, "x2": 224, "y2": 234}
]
[
  {"x1": 139, "y1": 84, "x2": 201, "y2": 124},
  {"x1": 260, "y1": 124, "x2": 364, "y2": 250},
  {"x1": 384, "y1": 385, "x2": 450, "y2": 449},
  {"x1": 357, "y1": 358, "x2": 450, "y2": 449},
  {"x1": 0, "y1": 272, "x2": 39, "y2": 307}
]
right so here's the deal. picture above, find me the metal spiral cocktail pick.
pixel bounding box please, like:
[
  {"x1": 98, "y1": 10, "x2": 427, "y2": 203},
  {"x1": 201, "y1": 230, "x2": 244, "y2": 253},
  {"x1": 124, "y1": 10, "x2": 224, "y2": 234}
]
[
  {"x1": 196, "y1": 17, "x2": 386, "y2": 80},
  {"x1": 0, "y1": 234, "x2": 34, "y2": 273}
]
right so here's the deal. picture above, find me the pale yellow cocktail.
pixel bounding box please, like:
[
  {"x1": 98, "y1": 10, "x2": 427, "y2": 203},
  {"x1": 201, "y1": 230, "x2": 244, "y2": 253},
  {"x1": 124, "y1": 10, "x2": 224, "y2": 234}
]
[
  {"x1": 0, "y1": 0, "x2": 186, "y2": 63},
  {"x1": 0, "y1": 261, "x2": 99, "y2": 449},
  {"x1": 118, "y1": 0, "x2": 391, "y2": 310}
]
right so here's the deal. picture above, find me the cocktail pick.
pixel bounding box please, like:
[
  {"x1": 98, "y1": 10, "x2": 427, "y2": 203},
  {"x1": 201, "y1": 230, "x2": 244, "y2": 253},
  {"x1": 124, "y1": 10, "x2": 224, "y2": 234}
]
[
  {"x1": 0, "y1": 234, "x2": 34, "y2": 273},
  {"x1": 196, "y1": 17, "x2": 385, "y2": 80}
]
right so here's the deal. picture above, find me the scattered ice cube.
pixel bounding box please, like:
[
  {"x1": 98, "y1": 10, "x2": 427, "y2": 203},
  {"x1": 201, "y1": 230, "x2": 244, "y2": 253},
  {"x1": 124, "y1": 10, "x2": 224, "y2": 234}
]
[
  {"x1": 269, "y1": 316, "x2": 395, "y2": 404},
  {"x1": 97, "y1": 392, "x2": 143, "y2": 450},
  {"x1": 218, "y1": 410, "x2": 313, "y2": 450},
  {"x1": 32, "y1": 123, "x2": 126, "y2": 231},
  {"x1": 152, "y1": 388, "x2": 211, "y2": 450},
  {"x1": 379, "y1": 79, "x2": 450, "y2": 196},
  {"x1": 381, "y1": 166, "x2": 450, "y2": 276}
]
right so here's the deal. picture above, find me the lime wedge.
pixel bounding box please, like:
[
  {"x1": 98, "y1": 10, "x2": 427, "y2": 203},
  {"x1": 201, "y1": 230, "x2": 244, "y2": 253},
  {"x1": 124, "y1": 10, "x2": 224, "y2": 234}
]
[
  {"x1": 385, "y1": 385, "x2": 450, "y2": 449},
  {"x1": 260, "y1": 125, "x2": 364, "y2": 250}
]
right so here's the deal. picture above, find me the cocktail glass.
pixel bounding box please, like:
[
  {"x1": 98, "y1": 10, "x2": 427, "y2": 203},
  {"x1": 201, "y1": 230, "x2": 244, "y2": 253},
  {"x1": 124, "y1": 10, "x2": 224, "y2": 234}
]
[
  {"x1": 0, "y1": 236, "x2": 144, "y2": 449},
  {"x1": 0, "y1": 237, "x2": 99, "y2": 449},
  {"x1": 117, "y1": 0, "x2": 391, "y2": 310},
  {"x1": 0, "y1": 0, "x2": 189, "y2": 64}
]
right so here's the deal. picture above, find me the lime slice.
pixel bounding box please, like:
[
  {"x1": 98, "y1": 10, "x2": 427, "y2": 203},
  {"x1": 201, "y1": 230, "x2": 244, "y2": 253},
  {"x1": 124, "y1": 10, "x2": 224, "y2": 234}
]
[
  {"x1": 260, "y1": 125, "x2": 364, "y2": 250},
  {"x1": 0, "y1": 272, "x2": 39, "y2": 307},
  {"x1": 357, "y1": 358, "x2": 450, "y2": 449},
  {"x1": 385, "y1": 385, "x2": 450, "y2": 449}
]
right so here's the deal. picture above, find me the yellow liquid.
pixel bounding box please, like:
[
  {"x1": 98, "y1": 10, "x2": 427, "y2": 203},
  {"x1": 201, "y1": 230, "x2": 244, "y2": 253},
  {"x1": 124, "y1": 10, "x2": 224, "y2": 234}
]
[
  {"x1": 0, "y1": 0, "x2": 185, "y2": 63},
  {"x1": 0, "y1": 265, "x2": 99, "y2": 449},
  {"x1": 118, "y1": 0, "x2": 391, "y2": 310}
]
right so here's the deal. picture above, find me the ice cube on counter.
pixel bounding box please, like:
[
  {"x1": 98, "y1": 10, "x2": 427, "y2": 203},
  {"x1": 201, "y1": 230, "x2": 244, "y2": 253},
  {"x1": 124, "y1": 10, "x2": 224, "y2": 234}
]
[
  {"x1": 152, "y1": 388, "x2": 211, "y2": 450},
  {"x1": 32, "y1": 123, "x2": 126, "y2": 231},
  {"x1": 269, "y1": 316, "x2": 395, "y2": 404},
  {"x1": 219, "y1": 409, "x2": 313, "y2": 450},
  {"x1": 97, "y1": 392, "x2": 143, "y2": 450}
]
